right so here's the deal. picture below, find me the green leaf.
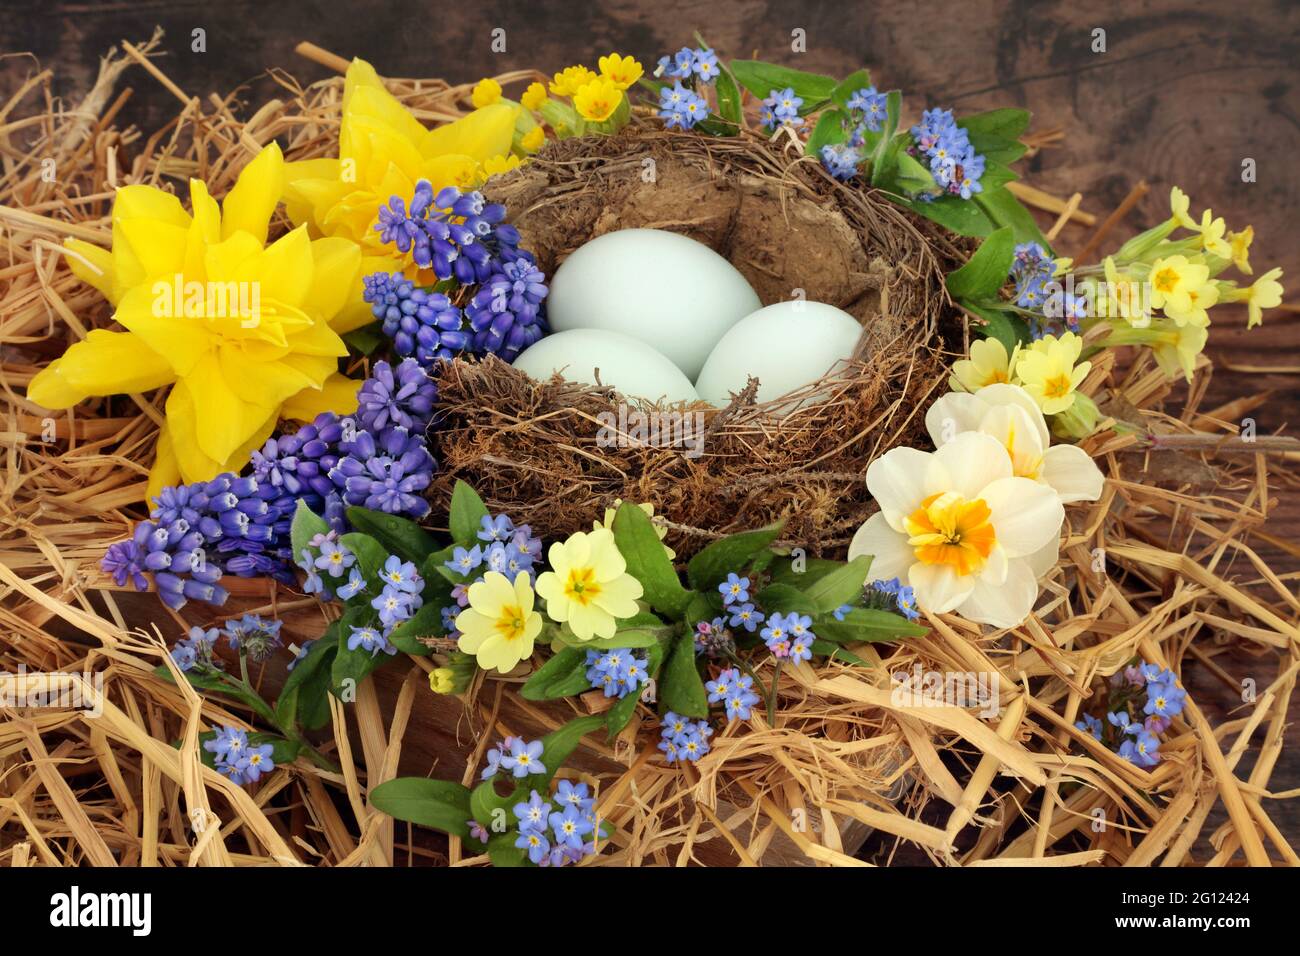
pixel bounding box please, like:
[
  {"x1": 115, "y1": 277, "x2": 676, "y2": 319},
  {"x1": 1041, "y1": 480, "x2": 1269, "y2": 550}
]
[
  {"x1": 801, "y1": 555, "x2": 874, "y2": 613},
  {"x1": 807, "y1": 108, "x2": 848, "y2": 154},
  {"x1": 957, "y1": 108, "x2": 1030, "y2": 165},
  {"x1": 975, "y1": 186, "x2": 1051, "y2": 249},
  {"x1": 521, "y1": 646, "x2": 590, "y2": 700},
  {"x1": 899, "y1": 192, "x2": 996, "y2": 239},
  {"x1": 275, "y1": 623, "x2": 340, "y2": 730},
  {"x1": 687, "y1": 523, "x2": 783, "y2": 592},
  {"x1": 961, "y1": 299, "x2": 1031, "y2": 352},
  {"x1": 767, "y1": 556, "x2": 842, "y2": 587},
  {"x1": 487, "y1": 831, "x2": 529, "y2": 867},
  {"x1": 729, "y1": 60, "x2": 837, "y2": 107},
  {"x1": 581, "y1": 626, "x2": 670, "y2": 650},
  {"x1": 894, "y1": 152, "x2": 939, "y2": 196},
  {"x1": 339, "y1": 531, "x2": 387, "y2": 585},
  {"x1": 385, "y1": 602, "x2": 443, "y2": 656},
  {"x1": 369, "y1": 777, "x2": 473, "y2": 838},
  {"x1": 449, "y1": 480, "x2": 490, "y2": 546},
  {"x1": 868, "y1": 96, "x2": 904, "y2": 185},
  {"x1": 815, "y1": 607, "x2": 928, "y2": 643},
  {"x1": 754, "y1": 582, "x2": 816, "y2": 615},
  {"x1": 658, "y1": 632, "x2": 708, "y2": 718},
  {"x1": 947, "y1": 226, "x2": 1015, "y2": 301},
  {"x1": 330, "y1": 606, "x2": 391, "y2": 695},
  {"x1": 290, "y1": 499, "x2": 329, "y2": 564},
  {"x1": 532, "y1": 715, "x2": 607, "y2": 786},
  {"x1": 830, "y1": 69, "x2": 873, "y2": 109},
  {"x1": 811, "y1": 639, "x2": 870, "y2": 667},
  {"x1": 342, "y1": 322, "x2": 386, "y2": 356},
  {"x1": 346, "y1": 506, "x2": 440, "y2": 565},
  {"x1": 714, "y1": 64, "x2": 743, "y2": 126},
  {"x1": 612, "y1": 503, "x2": 689, "y2": 618},
  {"x1": 471, "y1": 778, "x2": 523, "y2": 830}
]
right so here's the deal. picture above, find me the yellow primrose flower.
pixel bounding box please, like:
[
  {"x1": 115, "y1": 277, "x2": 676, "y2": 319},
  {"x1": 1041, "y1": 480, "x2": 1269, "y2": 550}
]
[
  {"x1": 520, "y1": 126, "x2": 546, "y2": 154},
  {"x1": 1169, "y1": 186, "x2": 1196, "y2": 229},
  {"x1": 455, "y1": 571, "x2": 543, "y2": 673},
  {"x1": 1228, "y1": 226, "x2": 1254, "y2": 275},
  {"x1": 550, "y1": 65, "x2": 597, "y2": 97},
  {"x1": 1231, "y1": 267, "x2": 1284, "y2": 328},
  {"x1": 949, "y1": 337, "x2": 1020, "y2": 393},
  {"x1": 1195, "y1": 210, "x2": 1231, "y2": 260},
  {"x1": 281, "y1": 58, "x2": 518, "y2": 304},
  {"x1": 428, "y1": 667, "x2": 456, "y2": 694},
  {"x1": 521, "y1": 81, "x2": 548, "y2": 111},
  {"x1": 598, "y1": 53, "x2": 644, "y2": 90},
  {"x1": 848, "y1": 432, "x2": 1065, "y2": 628},
  {"x1": 471, "y1": 77, "x2": 503, "y2": 108},
  {"x1": 594, "y1": 500, "x2": 675, "y2": 560},
  {"x1": 33, "y1": 144, "x2": 360, "y2": 498},
  {"x1": 1148, "y1": 254, "x2": 1210, "y2": 317},
  {"x1": 1148, "y1": 321, "x2": 1208, "y2": 381},
  {"x1": 535, "y1": 528, "x2": 644, "y2": 640},
  {"x1": 1014, "y1": 332, "x2": 1090, "y2": 415},
  {"x1": 573, "y1": 77, "x2": 622, "y2": 122}
]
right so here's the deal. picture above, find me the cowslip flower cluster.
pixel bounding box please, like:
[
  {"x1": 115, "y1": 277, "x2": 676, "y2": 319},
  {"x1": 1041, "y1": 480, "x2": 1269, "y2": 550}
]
[
  {"x1": 705, "y1": 667, "x2": 761, "y2": 721},
  {"x1": 949, "y1": 332, "x2": 1094, "y2": 429},
  {"x1": 585, "y1": 648, "x2": 650, "y2": 698},
  {"x1": 1075, "y1": 663, "x2": 1187, "y2": 768},
  {"x1": 658, "y1": 711, "x2": 713, "y2": 764},
  {"x1": 204, "y1": 724, "x2": 275, "y2": 785},
  {"x1": 908, "y1": 108, "x2": 986, "y2": 200}
]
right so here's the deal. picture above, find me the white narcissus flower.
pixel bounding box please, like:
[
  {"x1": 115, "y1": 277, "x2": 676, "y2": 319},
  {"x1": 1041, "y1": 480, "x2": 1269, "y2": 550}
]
[{"x1": 848, "y1": 432, "x2": 1065, "y2": 628}]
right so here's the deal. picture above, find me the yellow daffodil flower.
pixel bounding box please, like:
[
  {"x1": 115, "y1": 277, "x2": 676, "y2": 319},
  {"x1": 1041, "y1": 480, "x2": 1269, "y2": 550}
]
[
  {"x1": 471, "y1": 77, "x2": 502, "y2": 108},
  {"x1": 481, "y1": 154, "x2": 523, "y2": 177},
  {"x1": 573, "y1": 76, "x2": 622, "y2": 122},
  {"x1": 949, "y1": 337, "x2": 1019, "y2": 393},
  {"x1": 455, "y1": 571, "x2": 543, "y2": 673},
  {"x1": 33, "y1": 144, "x2": 361, "y2": 499},
  {"x1": 1228, "y1": 226, "x2": 1254, "y2": 275},
  {"x1": 521, "y1": 81, "x2": 548, "y2": 111},
  {"x1": 1014, "y1": 332, "x2": 1090, "y2": 415},
  {"x1": 598, "y1": 53, "x2": 644, "y2": 90},
  {"x1": 535, "y1": 528, "x2": 644, "y2": 640},
  {"x1": 1230, "y1": 267, "x2": 1284, "y2": 328},
  {"x1": 549, "y1": 65, "x2": 597, "y2": 97},
  {"x1": 848, "y1": 432, "x2": 1065, "y2": 627},
  {"x1": 281, "y1": 58, "x2": 519, "y2": 305}
]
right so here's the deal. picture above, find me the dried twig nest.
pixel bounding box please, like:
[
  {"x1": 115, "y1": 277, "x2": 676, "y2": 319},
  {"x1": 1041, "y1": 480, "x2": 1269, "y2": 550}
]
[{"x1": 431, "y1": 125, "x2": 970, "y2": 552}]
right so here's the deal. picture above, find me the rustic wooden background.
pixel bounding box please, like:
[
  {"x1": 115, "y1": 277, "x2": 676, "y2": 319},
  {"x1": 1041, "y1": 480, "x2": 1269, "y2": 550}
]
[{"x1": 4, "y1": 0, "x2": 1297, "y2": 858}]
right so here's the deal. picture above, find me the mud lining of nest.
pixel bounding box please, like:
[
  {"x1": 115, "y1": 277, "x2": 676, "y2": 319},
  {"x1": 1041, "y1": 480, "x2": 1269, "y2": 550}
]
[{"x1": 432, "y1": 125, "x2": 971, "y2": 551}]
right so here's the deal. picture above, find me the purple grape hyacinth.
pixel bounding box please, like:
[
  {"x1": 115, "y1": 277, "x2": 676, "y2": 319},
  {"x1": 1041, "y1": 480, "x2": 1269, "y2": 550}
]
[
  {"x1": 330, "y1": 426, "x2": 435, "y2": 519},
  {"x1": 465, "y1": 256, "x2": 550, "y2": 360},
  {"x1": 355, "y1": 358, "x2": 438, "y2": 437}
]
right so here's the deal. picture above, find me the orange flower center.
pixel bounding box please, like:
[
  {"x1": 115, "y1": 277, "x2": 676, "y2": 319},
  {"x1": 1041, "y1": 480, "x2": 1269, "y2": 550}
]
[
  {"x1": 1153, "y1": 267, "x2": 1180, "y2": 294},
  {"x1": 563, "y1": 567, "x2": 602, "y2": 606},
  {"x1": 905, "y1": 492, "x2": 997, "y2": 576}
]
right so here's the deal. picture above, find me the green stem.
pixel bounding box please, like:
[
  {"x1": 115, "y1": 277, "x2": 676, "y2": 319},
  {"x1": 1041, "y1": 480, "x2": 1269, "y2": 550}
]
[
  {"x1": 219, "y1": 660, "x2": 339, "y2": 773},
  {"x1": 766, "y1": 659, "x2": 783, "y2": 725}
]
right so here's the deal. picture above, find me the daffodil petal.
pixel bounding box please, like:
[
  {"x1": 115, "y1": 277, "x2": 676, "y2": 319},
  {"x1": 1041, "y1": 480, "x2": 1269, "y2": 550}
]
[
  {"x1": 305, "y1": 238, "x2": 363, "y2": 324},
  {"x1": 980, "y1": 476, "x2": 1063, "y2": 558},
  {"x1": 865, "y1": 446, "x2": 936, "y2": 532},
  {"x1": 63, "y1": 239, "x2": 116, "y2": 302},
  {"x1": 114, "y1": 286, "x2": 213, "y2": 376},
  {"x1": 281, "y1": 373, "x2": 360, "y2": 421},
  {"x1": 908, "y1": 562, "x2": 973, "y2": 615},
  {"x1": 1040, "y1": 444, "x2": 1105, "y2": 503},
  {"x1": 847, "y1": 512, "x2": 914, "y2": 583},
  {"x1": 958, "y1": 557, "x2": 1037, "y2": 628},
  {"x1": 26, "y1": 329, "x2": 175, "y2": 408},
  {"x1": 932, "y1": 432, "x2": 1011, "y2": 502},
  {"x1": 421, "y1": 103, "x2": 518, "y2": 165},
  {"x1": 221, "y1": 143, "x2": 284, "y2": 244},
  {"x1": 146, "y1": 425, "x2": 183, "y2": 507}
]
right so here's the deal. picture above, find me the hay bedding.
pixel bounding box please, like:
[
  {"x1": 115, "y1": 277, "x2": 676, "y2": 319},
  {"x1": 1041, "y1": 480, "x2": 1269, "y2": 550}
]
[{"x1": 0, "y1": 37, "x2": 1295, "y2": 866}]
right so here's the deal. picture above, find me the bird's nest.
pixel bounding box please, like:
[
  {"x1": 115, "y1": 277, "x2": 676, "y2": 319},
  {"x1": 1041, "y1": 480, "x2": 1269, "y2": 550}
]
[{"x1": 432, "y1": 124, "x2": 970, "y2": 552}]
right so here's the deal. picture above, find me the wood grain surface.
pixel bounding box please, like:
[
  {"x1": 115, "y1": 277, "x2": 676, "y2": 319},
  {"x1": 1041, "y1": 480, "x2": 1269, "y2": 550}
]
[{"x1": 5, "y1": 0, "x2": 1298, "y2": 858}]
